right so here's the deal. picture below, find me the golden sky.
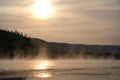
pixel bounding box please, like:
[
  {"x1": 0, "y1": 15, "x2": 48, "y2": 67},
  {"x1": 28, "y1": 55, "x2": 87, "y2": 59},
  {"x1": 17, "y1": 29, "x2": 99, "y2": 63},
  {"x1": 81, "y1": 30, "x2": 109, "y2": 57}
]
[{"x1": 0, "y1": 0, "x2": 120, "y2": 45}]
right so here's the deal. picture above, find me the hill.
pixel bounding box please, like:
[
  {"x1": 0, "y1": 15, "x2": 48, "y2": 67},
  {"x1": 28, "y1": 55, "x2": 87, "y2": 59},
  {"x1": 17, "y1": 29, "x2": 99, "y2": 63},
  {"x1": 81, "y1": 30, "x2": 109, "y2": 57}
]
[
  {"x1": 0, "y1": 29, "x2": 46, "y2": 59},
  {"x1": 0, "y1": 29, "x2": 120, "y2": 59},
  {"x1": 46, "y1": 42, "x2": 120, "y2": 59}
]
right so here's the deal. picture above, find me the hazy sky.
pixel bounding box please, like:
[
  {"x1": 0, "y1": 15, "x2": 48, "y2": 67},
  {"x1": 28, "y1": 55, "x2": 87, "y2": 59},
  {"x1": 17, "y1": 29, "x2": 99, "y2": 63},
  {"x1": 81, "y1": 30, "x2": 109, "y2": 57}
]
[{"x1": 0, "y1": 0, "x2": 120, "y2": 45}]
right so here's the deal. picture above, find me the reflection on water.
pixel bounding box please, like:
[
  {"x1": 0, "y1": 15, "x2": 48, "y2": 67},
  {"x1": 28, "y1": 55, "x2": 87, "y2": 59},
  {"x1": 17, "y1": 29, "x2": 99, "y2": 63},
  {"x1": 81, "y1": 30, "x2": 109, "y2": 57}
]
[
  {"x1": 0, "y1": 60, "x2": 120, "y2": 80},
  {"x1": 35, "y1": 71, "x2": 52, "y2": 78},
  {"x1": 35, "y1": 60, "x2": 52, "y2": 70},
  {"x1": 33, "y1": 60, "x2": 53, "y2": 78}
]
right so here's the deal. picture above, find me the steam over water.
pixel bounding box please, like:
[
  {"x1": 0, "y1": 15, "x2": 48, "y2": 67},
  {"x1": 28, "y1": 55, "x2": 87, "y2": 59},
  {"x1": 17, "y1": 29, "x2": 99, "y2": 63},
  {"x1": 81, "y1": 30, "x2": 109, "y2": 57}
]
[{"x1": 0, "y1": 59, "x2": 120, "y2": 80}]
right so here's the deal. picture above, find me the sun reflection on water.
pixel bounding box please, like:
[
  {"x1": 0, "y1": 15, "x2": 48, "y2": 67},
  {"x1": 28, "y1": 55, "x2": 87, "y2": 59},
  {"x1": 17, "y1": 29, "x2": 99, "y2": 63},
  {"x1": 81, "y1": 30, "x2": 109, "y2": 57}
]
[
  {"x1": 33, "y1": 60, "x2": 53, "y2": 78},
  {"x1": 35, "y1": 60, "x2": 52, "y2": 70},
  {"x1": 35, "y1": 71, "x2": 52, "y2": 78}
]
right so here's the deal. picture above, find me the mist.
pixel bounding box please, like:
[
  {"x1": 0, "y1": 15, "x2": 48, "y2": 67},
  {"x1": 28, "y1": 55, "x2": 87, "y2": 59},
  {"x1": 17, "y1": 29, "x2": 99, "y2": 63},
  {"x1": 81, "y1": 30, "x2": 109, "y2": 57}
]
[{"x1": 0, "y1": 0, "x2": 120, "y2": 79}]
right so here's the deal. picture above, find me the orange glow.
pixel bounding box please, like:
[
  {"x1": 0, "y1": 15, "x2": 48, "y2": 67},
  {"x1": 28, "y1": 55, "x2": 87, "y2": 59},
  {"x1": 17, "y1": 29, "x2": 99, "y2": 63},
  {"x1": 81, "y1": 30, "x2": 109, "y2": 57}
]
[
  {"x1": 35, "y1": 71, "x2": 52, "y2": 78},
  {"x1": 35, "y1": 60, "x2": 51, "y2": 70}
]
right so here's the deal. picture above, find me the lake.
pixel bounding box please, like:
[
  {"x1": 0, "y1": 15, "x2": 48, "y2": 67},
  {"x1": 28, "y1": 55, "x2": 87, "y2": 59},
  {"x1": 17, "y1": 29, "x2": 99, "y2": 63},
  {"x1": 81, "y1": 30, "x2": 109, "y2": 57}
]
[{"x1": 0, "y1": 59, "x2": 120, "y2": 80}]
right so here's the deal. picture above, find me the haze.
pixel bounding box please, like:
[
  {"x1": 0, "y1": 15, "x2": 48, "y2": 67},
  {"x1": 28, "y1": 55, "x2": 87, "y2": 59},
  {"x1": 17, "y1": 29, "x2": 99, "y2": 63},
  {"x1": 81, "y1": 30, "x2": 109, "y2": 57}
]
[{"x1": 0, "y1": 0, "x2": 120, "y2": 45}]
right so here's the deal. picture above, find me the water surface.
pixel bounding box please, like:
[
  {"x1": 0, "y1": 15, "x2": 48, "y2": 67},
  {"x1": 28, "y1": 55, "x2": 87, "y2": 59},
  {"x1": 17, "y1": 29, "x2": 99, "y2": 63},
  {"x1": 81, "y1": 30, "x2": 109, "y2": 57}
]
[{"x1": 0, "y1": 59, "x2": 120, "y2": 80}]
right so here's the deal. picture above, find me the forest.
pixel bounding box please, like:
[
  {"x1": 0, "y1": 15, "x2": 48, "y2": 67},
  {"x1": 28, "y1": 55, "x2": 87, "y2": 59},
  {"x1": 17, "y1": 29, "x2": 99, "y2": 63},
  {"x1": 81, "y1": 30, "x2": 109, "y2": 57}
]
[{"x1": 0, "y1": 29, "x2": 120, "y2": 59}]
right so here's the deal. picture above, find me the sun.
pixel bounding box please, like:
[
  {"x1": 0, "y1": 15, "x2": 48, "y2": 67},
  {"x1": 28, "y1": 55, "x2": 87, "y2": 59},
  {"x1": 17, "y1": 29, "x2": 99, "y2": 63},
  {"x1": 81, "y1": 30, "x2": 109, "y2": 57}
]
[{"x1": 32, "y1": 0, "x2": 53, "y2": 19}]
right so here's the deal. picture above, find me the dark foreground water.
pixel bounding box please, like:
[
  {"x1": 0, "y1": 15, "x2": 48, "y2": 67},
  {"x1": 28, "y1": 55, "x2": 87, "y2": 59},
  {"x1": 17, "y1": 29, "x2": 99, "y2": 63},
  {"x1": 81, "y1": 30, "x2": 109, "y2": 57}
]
[{"x1": 0, "y1": 59, "x2": 120, "y2": 80}]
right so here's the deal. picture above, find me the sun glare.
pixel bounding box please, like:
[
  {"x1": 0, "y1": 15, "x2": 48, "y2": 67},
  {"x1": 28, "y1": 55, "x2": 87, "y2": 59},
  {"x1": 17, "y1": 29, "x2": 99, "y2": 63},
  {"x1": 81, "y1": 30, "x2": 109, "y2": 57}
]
[
  {"x1": 35, "y1": 71, "x2": 52, "y2": 78},
  {"x1": 32, "y1": 0, "x2": 53, "y2": 19},
  {"x1": 35, "y1": 60, "x2": 51, "y2": 70}
]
